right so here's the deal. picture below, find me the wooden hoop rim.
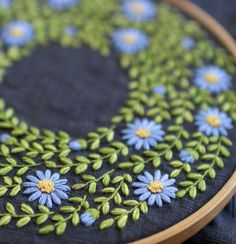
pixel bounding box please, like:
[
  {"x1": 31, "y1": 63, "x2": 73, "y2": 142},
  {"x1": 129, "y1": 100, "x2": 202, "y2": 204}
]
[{"x1": 132, "y1": 1, "x2": 236, "y2": 243}]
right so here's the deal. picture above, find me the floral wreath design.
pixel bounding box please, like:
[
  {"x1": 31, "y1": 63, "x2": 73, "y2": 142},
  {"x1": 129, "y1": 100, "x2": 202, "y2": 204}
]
[{"x1": 0, "y1": 0, "x2": 235, "y2": 235}]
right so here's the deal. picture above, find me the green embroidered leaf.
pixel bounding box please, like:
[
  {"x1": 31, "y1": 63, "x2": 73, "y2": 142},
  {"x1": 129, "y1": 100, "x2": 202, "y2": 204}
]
[
  {"x1": 114, "y1": 193, "x2": 122, "y2": 205},
  {"x1": 0, "y1": 187, "x2": 8, "y2": 196},
  {"x1": 198, "y1": 180, "x2": 206, "y2": 192},
  {"x1": 0, "y1": 215, "x2": 11, "y2": 226},
  {"x1": 38, "y1": 205, "x2": 50, "y2": 213},
  {"x1": 100, "y1": 218, "x2": 114, "y2": 230},
  {"x1": 56, "y1": 222, "x2": 67, "y2": 235},
  {"x1": 111, "y1": 208, "x2": 127, "y2": 215},
  {"x1": 117, "y1": 215, "x2": 128, "y2": 229},
  {"x1": 132, "y1": 208, "x2": 140, "y2": 221},
  {"x1": 0, "y1": 166, "x2": 12, "y2": 175},
  {"x1": 123, "y1": 200, "x2": 138, "y2": 206},
  {"x1": 133, "y1": 163, "x2": 144, "y2": 174},
  {"x1": 75, "y1": 164, "x2": 88, "y2": 174},
  {"x1": 102, "y1": 202, "x2": 110, "y2": 215},
  {"x1": 176, "y1": 190, "x2": 187, "y2": 198},
  {"x1": 170, "y1": 169, "x2": 181, "y2": 178},
  {"x1": 60, "y1": 206, "x2": 76, "y2": 213},
  {"x1": 6, "y1": 202, "x2": 15, "y2": 214},
  {"x1": 16, "y1": 216, "x2": 31, "y2": 227},
  {"x1": 38, "y1": 225, "x2": 55, "y2": 235},
  {"x1": 189, "y1": 186, "x2": 197, "y2": 199},
  {"x1": 21, "y1": 203, "x2": 34, "y2": 214},
  {"x1": 140, "y1": 202, "x2": 148, "y2": 214},
  {"x1": 36, "y1": 214, "x2": 48, "y2": 225}
]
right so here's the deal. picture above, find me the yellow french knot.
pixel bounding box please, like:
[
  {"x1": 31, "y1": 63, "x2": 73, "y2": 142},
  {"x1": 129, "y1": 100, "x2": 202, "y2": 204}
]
[
  {"x1": 10, "y1": 28, "x2": 23, "y2": 37},
  {"x1": 37, "y1": 179, "x2": 55, "y2": 193},
  {"x1": 204, "y1": 73, "x2": 219, "y2": 84},
  {"x1": 123, "y1": 34, "x2": 136, "y2": 44},
  {"x1": 135, "y1": 128, "x2": 151, "y2": 138},
  {"x1": 131, "y1": 3, "x2": 145, "y2": 14},
  {"x1": 148, "y1": 181, "x2": 164, "y2": 193},
  {"x1": 205, "y1": 115, "x2": 221, "y2": 127}
]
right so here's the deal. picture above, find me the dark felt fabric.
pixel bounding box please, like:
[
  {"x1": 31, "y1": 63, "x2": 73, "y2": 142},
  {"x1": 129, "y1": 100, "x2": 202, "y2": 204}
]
[{"x1": 0, "y1": 1, "x2": 235, "y2": 244}]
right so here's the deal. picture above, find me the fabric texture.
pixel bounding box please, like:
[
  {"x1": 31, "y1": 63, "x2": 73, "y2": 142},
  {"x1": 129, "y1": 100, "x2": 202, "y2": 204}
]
[{"x1": 0, "y1": 0, "x2": 235, "y2": 243}]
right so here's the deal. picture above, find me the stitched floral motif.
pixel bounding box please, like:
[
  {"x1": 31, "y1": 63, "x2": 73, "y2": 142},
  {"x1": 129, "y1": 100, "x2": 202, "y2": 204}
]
[
  {"x1": 132, "y1": 170, "x2": 177, "y2": 206},
  {"x1": 121, "y1": 0, "x2": 156, "y2": 22},
  {"x1": 0, "y1": 0, "x2": 234, "y2": 236},
  {"x1": 23, "y1": 170, "x2": 70, "y2": 208},
  {"x1": 2, "y1": 21, "x2": 34, "y2": 47},
  {"x1": 0, "y1": 0, "x2": 11, "y2": 8},
  {"x1": 112, "y1": 28, "x2": 149, "y2": 53}
]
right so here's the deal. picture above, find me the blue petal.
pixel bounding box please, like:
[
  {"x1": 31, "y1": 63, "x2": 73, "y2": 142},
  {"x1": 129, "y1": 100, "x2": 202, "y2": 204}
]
[
  {"x1": 28, "y1": 190, "x2": 41, "y2": 201},
  {"x1": 148, "y1": 194, "x2": 156, "y2": 206},
  {"x1": 139, "y1": 191, "x2": 151, "y2": 201}
]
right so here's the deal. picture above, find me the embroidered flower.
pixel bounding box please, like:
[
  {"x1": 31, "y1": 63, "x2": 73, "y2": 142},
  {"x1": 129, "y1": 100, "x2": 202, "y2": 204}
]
[
  {"x1": 195, "y1": 107, "x2": 232, "y2": 136},
  {"x1": 122, "y1": 0, "x2": 156, "y2": 22},
  {"x1": 194, "y1": 65, "x2": 231, "y2": 93},
  {"x1": 47, "y1": 0, "x2": 78, "y2": 10},
  {"x1": 0, "y1": 133, "x2": 10, "y2": 143},
  {"x1": 181, "y1": 37, "x2": 195, "y2": 50},
  {"x1": 112, "y1": 28, "x2": 149, "y2": 53},
  {"x1": 179, "y1": 149, "x2": 195, "y2": 164},
  {"x1": 81, "y1": 209, "x2": 99, "y2": 227},
  {"x1": 2, "y1": 21, "x2": 34, "y2": 47},
  {"x1": 132, "y1": 170, "x2": 177, "y2": 206},
  {"x1": 122, "y1": 118, "x2": 165, "y2": 150},
  {"x1": 153, "y1": 85, "x2": 166, "y2": 96},
  {"x1": 23, "y1": 170, "x2": 70, "y2": 208},
  {"x1": 0, "y1": 0, "x2": 11, "y2": 8},
  {"x1": 64, "y1": 26, "x2": 77, "y2": 37},
  {"x1": 69, "y1": 139, "x2": 82, "y2": 151}
]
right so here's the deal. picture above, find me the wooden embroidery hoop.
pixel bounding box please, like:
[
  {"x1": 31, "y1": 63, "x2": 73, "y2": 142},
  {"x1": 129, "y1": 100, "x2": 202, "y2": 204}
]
[{"x1": 132, "y1": 0, "x2": 236, "y2": 243}]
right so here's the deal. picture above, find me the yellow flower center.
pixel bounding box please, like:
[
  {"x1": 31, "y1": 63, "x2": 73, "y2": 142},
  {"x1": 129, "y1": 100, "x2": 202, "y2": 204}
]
[
  {"x1": 37, "y1": 179, "x2": 55, "y2": 193},
  {"x1": 148, "y1": 181, "x2": 164, "y2": 193},
  {"x1": 205, "y1": 115, "x2": 221, "y2": 127},
  {"x1": 131, "y1": 3, "x2": 145, "y2": 14},
  {"x1": 135, "y1": 128, "x2": 151, "y2": 138},
  {"x1": 10, "y1": 27, "x2": 23, "y2": 37},
  {"x1": 204, "y1": 73, "x2": 219, "y2": 84},
  {"x1": 123, "y1": 34, "x2": 136, "y2": 44}
]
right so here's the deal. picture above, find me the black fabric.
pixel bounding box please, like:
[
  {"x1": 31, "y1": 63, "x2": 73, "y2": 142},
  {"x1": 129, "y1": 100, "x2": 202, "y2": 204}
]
[
  {"x1": 0, "y1": 1, "x2": 235, "y2": 244},
  {"x1": 0, "y1": 44, "x2": 129, "y2": 137}
]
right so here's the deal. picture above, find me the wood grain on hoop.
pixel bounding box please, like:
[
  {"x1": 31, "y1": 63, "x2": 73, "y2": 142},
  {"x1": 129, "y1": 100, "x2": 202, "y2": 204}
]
[{"x1": 132, "y1": 0, "x2": 236, "y2": 243}]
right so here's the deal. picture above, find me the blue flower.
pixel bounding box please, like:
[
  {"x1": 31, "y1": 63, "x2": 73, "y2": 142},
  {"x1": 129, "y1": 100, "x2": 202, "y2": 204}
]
[
  {"x1": 23, "y1": 170, "x2": 70, "y2": 208},
  {"x1": 47, "y1": 0, "x2": 78, "y2": 10},
  {"x1": 179, "y1": 150, "x2": 195, "y2": 164},
  {"x1": 194, "y1": 65, "x2": 231, "y2": 93},
  {"x1": 153, "y1": 85, "x2": 166, "y2": 96},
  {"x1": 69, "y1": 140, "x2": 82, "y2": 151},
  {"x1": 81, "y1": 209, "x2": 99, "y2": 227},
  {"x1": 112, "y1": 28, "x2": 149, "y2": 53},
  {"x1": 195, "y1": 107, "x2": 232, "y2": 136},
  {"x1": 64, "y1": 26, "x2": 77, "y2": 37},
  {"x1": 0, "y1": 133, "x2": 10, "y2": 143},
  {"x1": 122, "y1": 118, "x2": 165, "y2": 150},
  {"x1": 2, "y1": 21, "x2": 34, "y2": 47},
  {"x1": 0, "y1": 0, "x2": 11, "y2": 8},
  {"x1": 132, "y1": 170, "x2": 177, "y2": 207},
  {"x1": 181, "y1": 37, "x2": 195, "y2": 50},
  {"x1": 122, "y1": 0, "x2": 156, "y2": 22}
]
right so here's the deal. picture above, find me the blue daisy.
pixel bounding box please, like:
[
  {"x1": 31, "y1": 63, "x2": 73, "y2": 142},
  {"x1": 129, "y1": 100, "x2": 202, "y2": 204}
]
[
  {"x1": 47, "y1": 0, "x2": 78, "y2": 10},
  {"x1": 132, "y1": 170, "x2": 177, "y2": 207},
  {"x1": 194, "y1": 65, "x2": 231, "y2": 93},
  {"x1": 122, "y1": 118, "x2": 165, "y2": 150},
  {"x1": 112, "y1": 28, "x2": 149, "y2": 53},
  {"x1": 153, "y1": 85, "x2": 166, "y2": 96},
  {"x1": 81, "y1": 209, "x2": 99, "y2": 227},
  {"x1": 69, "y1": 139, "x2": 82, "y2": 151},
  {"x1": 181, "y1": 37, "x2": 195, "y2": 50},
  {"x1": 195, "y1": 107, "x2": 232, "y2": 136},
  {"x1": 179, "y1": 149, "x2": 195, "y2": 164},
  {"x1": 2, "y1": 21, "x2": 34, "y2": 47},
  {"x1": 23, "y1": 170, "x2": 70, "y2": 208},
  {"x1": 122, "y1": 0, "x2": 156, "y2": 22},
  {"x1": 0, "y1": 133, "x2": 10, "y2": 143},
  {"x1": 0, "y1": 0, "x2": 11, "y2": 8},
  {"x1": 64, "y1": 26, "x2": 77, "y2": 37}
]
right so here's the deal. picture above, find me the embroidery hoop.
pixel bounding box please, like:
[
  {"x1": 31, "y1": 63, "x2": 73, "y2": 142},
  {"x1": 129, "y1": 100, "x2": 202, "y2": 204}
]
[{"x1": 133, "y1": 0, "x2": 236, "y2": 243}]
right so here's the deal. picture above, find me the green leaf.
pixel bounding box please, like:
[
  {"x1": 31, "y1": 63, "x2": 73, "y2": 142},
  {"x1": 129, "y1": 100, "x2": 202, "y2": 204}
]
[
  {"x1": 56, "y1": 222, "x2": 67, "y2": 235},
  {"x1": 121, "y1": 183, "x2": 129, "y2": 196},
  {"x1": 176, "y1": 189, "x2": 187, "y2": 198},
  {"x1": 102, "y1": 202, "x2": 110, "y2": 215},
  {"x1": 21, "y1": 203, "x2": 34, "y2": 214},
  {"x1": 100, "y1": 218, "x2": 114, "y2": 230},
  {"x1": 132, "y1": 208, "x2": 140, "y2": 221},
  {"x1": 0, "y1": 186, "x2": 7, "y2": 196},
  {"x1": 38, "y1": 225, "x2": 55, "y2": 235},
  {"x1": 16, "y1": 216, "x2": 31, "y2": 227},
  {"x1": 0, "y1": 166, "x2": 12, "y2": 175},
  {"x1": 133, "y1": 164, "x2": 144, "y2": 174},
  {"x1": 75, "y1": 164, "x2": 88, "y2": 174},
  {"x1": 187, "y1": 173, "x2": 202, "y2": 180},
  {"x1": 0, "y1": 215, "x2": 11, "y2": 226},
  {"x1": 169, "y1": 161, "x2": 183, "y2": 168},
  {"x1": 36, "y1": 214, "x2": 48, "y2": 225},
  {"x1": 72, "y1": 212, "x2": 80, "y2": 226},
  {"x1": 140, "y1": 202, "x2": 148, "y2": 214},
  {"x1": 117, "y1": 215, "x2": 128, "y2": 229},
  {"x1": 198, "y1": 180, "x2": 206, "y2": 192},
  {"x1": 170, "y1": 169, "x2": 181, "y2": 178},
  {"x1": 6, "y1": 202, "x2": 15, "y2": 214},
  {"x1": 123, "y1": 200, "x2": 138, "y2": 206},
  {"x1": 10, "y1": 185, "x2": 21, "y2": 197},
  {"x1": 189, "y1": 186, "x2": 197, "y2": 199},
  {"x1": 114, "y1": 193, "x2": 122, "y2": 205},
  {"x1": 111, "y1": 208, "x2": 127, "y2": 215},
  {"x1": 60, "y1": 206, "x2": 75, "y2": 213}
]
